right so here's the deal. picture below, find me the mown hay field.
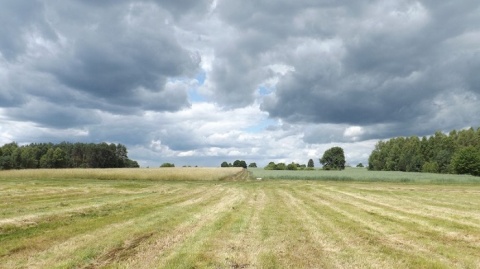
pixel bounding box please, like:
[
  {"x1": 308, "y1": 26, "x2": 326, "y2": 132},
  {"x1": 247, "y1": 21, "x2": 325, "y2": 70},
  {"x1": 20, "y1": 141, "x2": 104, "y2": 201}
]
[{"x1": 1, "y1": 168, "x2": 480, "y2": 268}]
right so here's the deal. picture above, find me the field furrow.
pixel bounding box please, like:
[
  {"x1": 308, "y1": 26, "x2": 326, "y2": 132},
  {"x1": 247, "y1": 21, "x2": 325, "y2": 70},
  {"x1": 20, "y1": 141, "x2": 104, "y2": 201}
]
[
  {"x1": 255, "y1": 187, "x2": 332, "y2": 268},
  {"x1": 122, "y1": 186, "x2": 244, "y2": 268},
  {"x1": 288, "y1": 186, "x2": 432, "y2": 268},
  {"x1": 1, "y1": 183, "x2": 222, "y2": 268},
  {"x1": 300, "y1": 183, "x2": 480, "y2": 268}
]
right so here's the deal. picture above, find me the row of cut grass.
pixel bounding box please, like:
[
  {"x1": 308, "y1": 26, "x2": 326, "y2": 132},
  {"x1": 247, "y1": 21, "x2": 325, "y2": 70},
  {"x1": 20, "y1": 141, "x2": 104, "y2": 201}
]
[{"x1": 1, "y1": 168, "x2": 480, "y2": 268}]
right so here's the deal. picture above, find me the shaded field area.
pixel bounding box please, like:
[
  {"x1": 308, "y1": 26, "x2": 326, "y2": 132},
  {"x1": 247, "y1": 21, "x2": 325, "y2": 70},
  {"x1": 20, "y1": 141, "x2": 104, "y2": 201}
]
[{"x1": 1, "y1": 169, "x2": 480, "y2": 268}]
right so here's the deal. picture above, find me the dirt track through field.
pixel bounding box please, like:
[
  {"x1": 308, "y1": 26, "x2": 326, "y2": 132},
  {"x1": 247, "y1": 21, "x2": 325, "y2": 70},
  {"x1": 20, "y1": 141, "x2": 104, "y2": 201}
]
[{"x1": 1, "y1": 176, "x2": 480, "y2": 268}]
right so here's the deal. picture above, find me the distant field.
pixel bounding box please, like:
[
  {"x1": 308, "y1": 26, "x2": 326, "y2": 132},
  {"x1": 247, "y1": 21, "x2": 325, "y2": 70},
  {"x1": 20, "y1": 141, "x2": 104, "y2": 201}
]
[
  {"x1": 251, "y1": 167, "x2": 480, "y2": 183},
  {"x1": 1, "y1": 168, "x2": 480, "y2": 268},
  {"x1": 0, "y1": 167, "x2": 244, "y2": 181}
]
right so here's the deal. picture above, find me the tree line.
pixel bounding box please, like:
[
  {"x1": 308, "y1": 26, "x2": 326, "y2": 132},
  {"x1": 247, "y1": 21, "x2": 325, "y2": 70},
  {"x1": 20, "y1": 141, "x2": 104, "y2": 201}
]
[
  {"x1": 264, "y1": 161, "x2": 310, "y2": 170},
  {"x1": 368, "y1": 127, "x2": 480, "y2": 176},
  {"x1": 220, "y1": 160, "x2": 254, "y2": 168},
  {"x1": 0, "y1": 142, "x2": 139, "y2": 170},
  {"x1": 264, "y1": 147, "x2": 347, "y2": 171},
  {"x1": 264, "y1": 159, "x2": 315, "y2": 170}
]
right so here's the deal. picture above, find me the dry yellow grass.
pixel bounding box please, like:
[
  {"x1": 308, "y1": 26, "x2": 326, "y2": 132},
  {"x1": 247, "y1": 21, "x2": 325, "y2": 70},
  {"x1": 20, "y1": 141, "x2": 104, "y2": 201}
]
[{"x1": 0, "y1": 167, "x2": 243, "y2": 181}]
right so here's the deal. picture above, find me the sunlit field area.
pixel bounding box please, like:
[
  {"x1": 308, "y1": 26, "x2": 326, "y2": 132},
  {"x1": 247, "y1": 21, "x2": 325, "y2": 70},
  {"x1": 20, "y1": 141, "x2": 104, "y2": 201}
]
[
  {"x1": 0, "y1": 167, "x2": 244, "y2": 181},
  {"x1": 1, "y1": 168, "x2": 480, "y2": 268}
]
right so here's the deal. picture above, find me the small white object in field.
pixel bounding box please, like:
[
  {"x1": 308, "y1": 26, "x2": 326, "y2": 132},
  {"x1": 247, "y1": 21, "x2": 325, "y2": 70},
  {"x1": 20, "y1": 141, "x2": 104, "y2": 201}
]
[{"x1": 256, "y1": 177, "x2": 262, "y2": 180}]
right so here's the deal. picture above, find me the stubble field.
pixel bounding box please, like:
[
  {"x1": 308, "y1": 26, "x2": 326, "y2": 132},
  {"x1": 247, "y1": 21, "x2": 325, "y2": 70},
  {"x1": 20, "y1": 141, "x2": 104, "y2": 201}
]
[{"x1": 1, "y1": 168, "x2": 480, "y2": 268}]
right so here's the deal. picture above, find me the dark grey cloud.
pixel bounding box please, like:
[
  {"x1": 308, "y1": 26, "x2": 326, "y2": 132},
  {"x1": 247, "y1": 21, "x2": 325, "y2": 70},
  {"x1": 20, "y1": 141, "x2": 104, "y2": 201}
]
[
  {"x1": 205, "y1": 0, "x2": 368, "y2": 109},
  {"x1": 1, "y1": 0, "x2": 203, "y2": 126},
  {"x1": 0, "y1": 0, "x2": 57, "y2": 61},
  {"x1": 261, "y1": 63, "x2": 436, "y2": 125},
  {"x1": 248, "y1": 1, "x2": 480, "y2": 133},
  {"x1": 199, "y1": 0, "x2": 480, "y2": 146},
  {"x1": 5, "y1": 100, "x2": 101, "y2": 129},
  {"x1": 0, "y1": 78, "x2": 26, "y2": 107},
  {"x1": 44, "y1": 1, "x2": 199, "y2": 109},
  {"x1": 68, "y1": 0, "x2": 213, "y2": 27},
  {"x1": 153, "y1": 0, "x2": 212, "y2": 19}
]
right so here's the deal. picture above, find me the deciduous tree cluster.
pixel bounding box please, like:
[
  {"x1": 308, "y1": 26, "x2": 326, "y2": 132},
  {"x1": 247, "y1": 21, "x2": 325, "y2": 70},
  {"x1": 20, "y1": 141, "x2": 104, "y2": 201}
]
[
  {"x1": 320, "y1": 147, "x2": 346, "y2": 170},
  {"x1": 220, "y1": 160, "x2": 248, "y2": 168},
  {"x1": 0, "y1": 142, "x2": 139, "y2": 170},
  {"x1": 368, "y1": 128, "x2": 480, "y2": 176},
  {"x1": 264, "y1": 161, "x2": 310, "y2": 170}
]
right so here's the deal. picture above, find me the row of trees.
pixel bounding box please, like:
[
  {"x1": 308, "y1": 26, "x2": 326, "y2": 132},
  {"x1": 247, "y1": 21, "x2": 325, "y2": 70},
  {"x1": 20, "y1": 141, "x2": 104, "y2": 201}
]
[
  {"x1": 0, "y1": 142, "x2": 139, "y2": 170},
  {"x1": 263, "y1": 147, "x2": 347, "y2": 171},
  {"x1": 264, "y1": 161, "x2": 312, "y2": 170},
  {"x1": 221, "y1": 160, "x2": 257, "y2": 168},
  {"x1": 263, "y1": 159, "x2": 315, "y2": 170},
  {"x1": 368, "y1": 127, "x2": 480, "y2": 176}
]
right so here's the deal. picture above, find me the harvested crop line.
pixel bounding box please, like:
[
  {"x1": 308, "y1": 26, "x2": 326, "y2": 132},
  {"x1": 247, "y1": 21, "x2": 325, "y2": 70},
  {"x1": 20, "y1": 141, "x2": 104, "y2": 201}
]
[
  {"x1": 1, "y1": 172, "x2": 479, "y2": 268},
  {"x1": 20, "y1": 186, "x2": 223, "y2": 268}
]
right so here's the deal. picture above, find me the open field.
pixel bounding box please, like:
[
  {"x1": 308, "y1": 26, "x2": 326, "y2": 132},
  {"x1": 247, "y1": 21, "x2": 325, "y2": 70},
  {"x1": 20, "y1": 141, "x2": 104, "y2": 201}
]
[
  {"x1": 251, "y1": 167, "x2": 480, "y2": 183},
  {"x1": 0, "y1": 167, "x2": 244, "y2": 181},
  {"x1": 1, "y1": 168, "x2": 480, "y2": 268}
]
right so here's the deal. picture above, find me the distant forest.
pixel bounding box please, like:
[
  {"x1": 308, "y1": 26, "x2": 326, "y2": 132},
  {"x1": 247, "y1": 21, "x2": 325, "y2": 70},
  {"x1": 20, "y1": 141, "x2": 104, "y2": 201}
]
[
  {"x1": 368, "y1": 127, "x2": 480, "y2": 176},
  {"x1": 0, "y1": 142, "x2": 139, "y2": 170}
]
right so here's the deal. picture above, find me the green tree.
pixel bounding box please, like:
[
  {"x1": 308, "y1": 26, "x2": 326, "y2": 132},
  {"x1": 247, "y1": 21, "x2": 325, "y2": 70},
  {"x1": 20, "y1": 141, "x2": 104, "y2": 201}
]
[
  {"x1": 53, "y1": 148, "x2": 67, "y2": 168},
  {"x1": 275, "y1": 163, "x2": 287, "y2": 170},
  {"x1": 40, "y1": 148, "x2": 55, "y2": 168},
  {"x1": 221, "y1": 161, "x2": 229, "y2": 167},
  {"x1": 239, "y1": 160, "x2": 247, "y2": 169},
  {"x1": 287, "y1": 162, "x2": 298, "y2": 170},
  {"x1": 0, "y1": 156, "x2": 12, "y2": 170},
  {"x1": 233, "y1": 160, "x2": 247, "y2": 168},
  {"x1": 115, "y1": 144, "x2": 128, "y2": 167},
  {"x1": 368, "y1": 140, "x2": 387, "y2": 171},
  {"x1": 367, "y1": 127, "x2": 480, "y2": 175},
  {"x1": 0, "y1": 142, "x2": 139, "y2": 170},
  {"x1": 160, "y1": 163, "x2": 175, "y2": 168},
  {"x1": 20, "y1": 146, "x2": 40, "y2": 169},
  {"x1": 307, "y1": 159, "x2": 314, "y2": 168},
  {"x1": 320, "y1": 147, "x2": 346, "y2": 170},
  {"x1": 264, "y1": 162, "x2": 276, "y2": 170},
  {"x1": 248, "y1": 162, "x2": 257, "y2": 168},
  {"x1": 356, "y1": 163, "x2": 364, "y2": 168},
  {"x1": 125, "y1": 159, "x2": 140, "y2": 168},
  {"x1": 422, "y1": 161, "x2": 439, "y2": 173},
  {"x1": 11, "y1": 147, "x2": 22, "y2": 169},
  {"x1": 451, "y1": 147, "x2": 480, "y2": 176}
]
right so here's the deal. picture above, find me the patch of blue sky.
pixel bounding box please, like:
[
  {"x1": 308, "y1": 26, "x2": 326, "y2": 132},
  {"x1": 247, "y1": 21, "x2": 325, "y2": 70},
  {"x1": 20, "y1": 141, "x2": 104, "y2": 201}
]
[
  {"x1": 195, "y1": 71, "x2": 206, "y2": 85},
  {"x1": 188, "y1": 71, "x2": 207, "y2": 102},
  {"x1": 258, "y1": 85, "x2": 274, "y2": 96},
  {"x1": 244, "y1": 118, "x2": 277, "y2": 133},
  {"x1": 188, "y1": 88, "x2": 207, "y2": 102}
]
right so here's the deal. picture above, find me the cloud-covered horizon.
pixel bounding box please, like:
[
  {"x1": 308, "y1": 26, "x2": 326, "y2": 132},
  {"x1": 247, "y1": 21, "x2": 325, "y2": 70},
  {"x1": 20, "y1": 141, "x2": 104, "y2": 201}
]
[{"x1": 1, "y1": 0, "x2": 479, "y2": 167}]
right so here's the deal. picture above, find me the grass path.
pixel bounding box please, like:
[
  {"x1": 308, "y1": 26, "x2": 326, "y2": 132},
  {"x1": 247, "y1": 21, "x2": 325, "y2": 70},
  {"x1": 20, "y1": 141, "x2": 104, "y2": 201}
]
[{"x1": 1, "y1": 172, "x2": 480, "y2": 268}]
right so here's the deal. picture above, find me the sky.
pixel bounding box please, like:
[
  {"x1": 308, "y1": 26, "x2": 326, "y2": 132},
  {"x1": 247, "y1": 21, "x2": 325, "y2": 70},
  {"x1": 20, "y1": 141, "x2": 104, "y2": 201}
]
[{"x1": 1, "y1": 0, "x2": 480, "y2": 168}]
